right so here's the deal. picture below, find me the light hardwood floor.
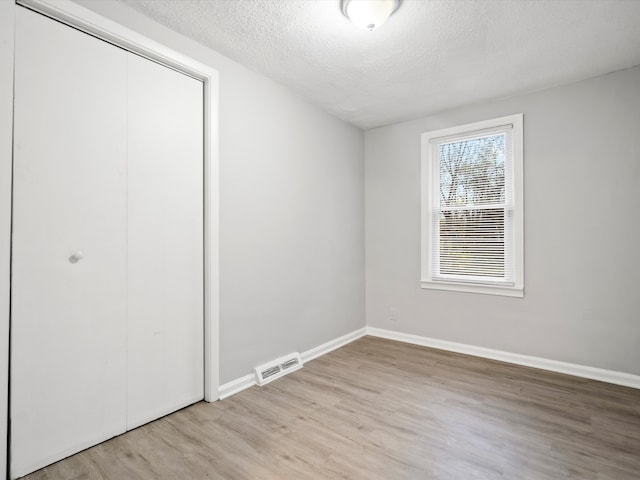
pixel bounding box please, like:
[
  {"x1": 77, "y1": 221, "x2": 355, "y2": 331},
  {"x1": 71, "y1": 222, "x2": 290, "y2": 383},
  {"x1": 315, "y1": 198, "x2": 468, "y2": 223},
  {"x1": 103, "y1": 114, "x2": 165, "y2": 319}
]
[{"x1": 21, "y1": 336, "x2": 640, "y2": 479}]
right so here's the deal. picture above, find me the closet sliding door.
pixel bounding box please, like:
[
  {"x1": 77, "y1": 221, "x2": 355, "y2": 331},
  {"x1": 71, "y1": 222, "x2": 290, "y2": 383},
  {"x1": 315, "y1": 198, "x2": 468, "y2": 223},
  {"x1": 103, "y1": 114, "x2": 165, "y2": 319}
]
[
  {"x1": 11, "y1": 6, "x2": 204, "y2": 478},
  {"x1": 11, "y1": 7, "x2": 128, "y2": 477},
  {"x1": 126, "y1": 53, "x2": 204, "y2": 430}
]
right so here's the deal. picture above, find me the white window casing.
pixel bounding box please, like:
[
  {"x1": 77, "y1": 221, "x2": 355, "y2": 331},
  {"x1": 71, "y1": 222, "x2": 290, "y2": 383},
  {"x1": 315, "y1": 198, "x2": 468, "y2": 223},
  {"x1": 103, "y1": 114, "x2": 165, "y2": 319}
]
[{"x1": 421, "y1": 114, "x2": 524, "y2": 297}]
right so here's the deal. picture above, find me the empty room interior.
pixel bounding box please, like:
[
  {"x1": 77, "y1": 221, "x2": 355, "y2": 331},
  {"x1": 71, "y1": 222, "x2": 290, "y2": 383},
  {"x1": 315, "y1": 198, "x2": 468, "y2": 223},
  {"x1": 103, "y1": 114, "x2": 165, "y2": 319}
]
[{"x1": 1, "y1": 0, "x2": 640, "y2": 478}]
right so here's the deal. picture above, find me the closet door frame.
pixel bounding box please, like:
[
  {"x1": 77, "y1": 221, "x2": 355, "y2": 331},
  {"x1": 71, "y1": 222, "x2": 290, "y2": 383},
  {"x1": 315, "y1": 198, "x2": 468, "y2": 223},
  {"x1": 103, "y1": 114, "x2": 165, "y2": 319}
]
[
  {"x1": 0, "y1": 0, "x2": 220, "y2": 470},
  {"x1": 0, "y1": 2, "x2": 220, "y2": 472},
  {"x1": 14, "y1": 0, "x2": 219, "y2": 399}
]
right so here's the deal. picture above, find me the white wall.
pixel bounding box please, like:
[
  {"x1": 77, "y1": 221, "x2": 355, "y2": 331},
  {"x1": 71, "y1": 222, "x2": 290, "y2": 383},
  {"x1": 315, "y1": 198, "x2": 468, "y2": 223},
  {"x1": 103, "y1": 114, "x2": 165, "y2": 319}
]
[
  {"x1": 0, "y1": 1, "x2": 14, "y2": 475},
  {"x1": 366, "y1": 66, "x2": 640, "y2": 376}
]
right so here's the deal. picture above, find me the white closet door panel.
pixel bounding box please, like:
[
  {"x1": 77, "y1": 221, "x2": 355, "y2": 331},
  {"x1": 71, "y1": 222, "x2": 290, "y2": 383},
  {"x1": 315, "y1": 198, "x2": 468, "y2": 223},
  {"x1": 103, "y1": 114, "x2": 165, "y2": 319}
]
[
  {"x1": 11, "y1": 7, "x2": 128, "y2": 478},
  {"x1": 126, "y1": 53, "x2": 204, "y2": 429}
]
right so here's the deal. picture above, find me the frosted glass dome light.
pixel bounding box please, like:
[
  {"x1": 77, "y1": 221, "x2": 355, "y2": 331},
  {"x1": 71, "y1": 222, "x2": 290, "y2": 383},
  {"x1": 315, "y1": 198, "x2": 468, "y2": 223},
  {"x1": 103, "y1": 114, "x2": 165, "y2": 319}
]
[{"x1": 341, "y1": 0, "x2": 401, "y2": 31}]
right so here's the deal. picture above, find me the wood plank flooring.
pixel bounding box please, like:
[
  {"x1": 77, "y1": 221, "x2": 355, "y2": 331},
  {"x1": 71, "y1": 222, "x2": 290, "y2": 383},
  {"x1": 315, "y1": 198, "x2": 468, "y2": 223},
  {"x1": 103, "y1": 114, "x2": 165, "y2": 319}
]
[{"x1": 21, "y1": 336, "x2": 640, "y2": 479}]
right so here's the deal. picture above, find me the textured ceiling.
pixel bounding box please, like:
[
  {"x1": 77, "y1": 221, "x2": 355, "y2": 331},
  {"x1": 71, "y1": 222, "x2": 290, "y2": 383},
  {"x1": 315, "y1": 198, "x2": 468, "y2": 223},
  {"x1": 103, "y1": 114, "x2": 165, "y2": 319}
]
[{"x1": 118, "y1": 0, "x2": 640, "y2": 129}]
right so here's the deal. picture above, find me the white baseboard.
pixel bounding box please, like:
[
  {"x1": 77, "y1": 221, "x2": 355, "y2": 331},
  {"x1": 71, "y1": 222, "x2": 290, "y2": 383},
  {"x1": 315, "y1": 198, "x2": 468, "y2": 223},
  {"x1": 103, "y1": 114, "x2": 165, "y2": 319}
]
[
  {"x1": 218, "y1": 373, "x2": 255, "y2": 400},
  {"x1": 301, "y1": 327, "x2": 367, "y2": 363},
  {"x1": 367, "y1": 327, "x2": 640, "y2": 390},
  {"x1": 218, "y1": 326, "x2": 368, "y2": 400}
]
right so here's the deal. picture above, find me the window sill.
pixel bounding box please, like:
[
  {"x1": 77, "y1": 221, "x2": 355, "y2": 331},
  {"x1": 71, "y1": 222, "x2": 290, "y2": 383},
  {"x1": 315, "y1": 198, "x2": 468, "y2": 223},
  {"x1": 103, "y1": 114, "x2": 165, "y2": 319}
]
[{"x1": 420, "y1": 280, "x2": 524, "y2": 298}]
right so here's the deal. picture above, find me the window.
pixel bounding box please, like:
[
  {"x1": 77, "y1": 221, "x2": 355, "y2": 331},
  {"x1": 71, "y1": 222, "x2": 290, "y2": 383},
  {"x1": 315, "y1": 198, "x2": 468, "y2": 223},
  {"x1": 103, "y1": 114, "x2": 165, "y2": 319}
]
[{"x1": 421, "y1": 114, "x2": 523, "y2": 297}]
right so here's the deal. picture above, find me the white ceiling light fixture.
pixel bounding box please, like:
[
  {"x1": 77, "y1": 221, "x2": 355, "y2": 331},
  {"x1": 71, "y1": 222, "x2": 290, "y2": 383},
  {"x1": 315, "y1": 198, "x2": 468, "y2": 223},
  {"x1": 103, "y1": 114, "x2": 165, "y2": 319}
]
[{"x1": 341, "y1": 0, "x2": 401, "y2": 31}]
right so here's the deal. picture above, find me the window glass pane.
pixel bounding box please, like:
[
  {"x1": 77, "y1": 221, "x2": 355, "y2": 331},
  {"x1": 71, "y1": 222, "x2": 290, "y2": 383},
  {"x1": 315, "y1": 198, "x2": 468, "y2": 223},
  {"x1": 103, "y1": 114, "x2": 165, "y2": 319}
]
[{"x1": 439, "y1": 134, "x2": 505, "y2": 207}]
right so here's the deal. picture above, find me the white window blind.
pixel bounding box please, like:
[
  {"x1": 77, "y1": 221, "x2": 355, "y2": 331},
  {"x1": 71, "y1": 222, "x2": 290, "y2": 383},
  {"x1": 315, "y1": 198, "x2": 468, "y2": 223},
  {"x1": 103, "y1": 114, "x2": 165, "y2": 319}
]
[{"x1": 431, "y1": 126, "x2": 513, "y2": 285}]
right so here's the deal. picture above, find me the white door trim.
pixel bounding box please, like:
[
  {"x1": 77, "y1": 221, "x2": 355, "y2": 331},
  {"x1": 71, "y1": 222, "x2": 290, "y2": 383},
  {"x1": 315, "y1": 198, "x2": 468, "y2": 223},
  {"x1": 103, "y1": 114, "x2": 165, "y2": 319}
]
[{"x1": 14, "y1": 0, "x2": 220, "y2": 402}]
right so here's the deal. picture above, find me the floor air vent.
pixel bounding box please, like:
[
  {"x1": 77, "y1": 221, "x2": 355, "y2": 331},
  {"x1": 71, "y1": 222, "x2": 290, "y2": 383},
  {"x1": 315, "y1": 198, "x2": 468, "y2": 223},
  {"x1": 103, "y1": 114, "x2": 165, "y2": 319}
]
[{"x1": 254, "y1": 352, "x2": 303, "y2": 386}]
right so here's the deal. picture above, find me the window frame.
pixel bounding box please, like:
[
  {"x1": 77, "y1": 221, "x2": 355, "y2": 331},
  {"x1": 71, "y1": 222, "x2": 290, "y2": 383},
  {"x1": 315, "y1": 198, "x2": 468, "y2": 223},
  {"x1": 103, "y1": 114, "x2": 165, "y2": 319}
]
[{"x1": 420, "y1": 114, "x2": 524, "y2": 298}]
